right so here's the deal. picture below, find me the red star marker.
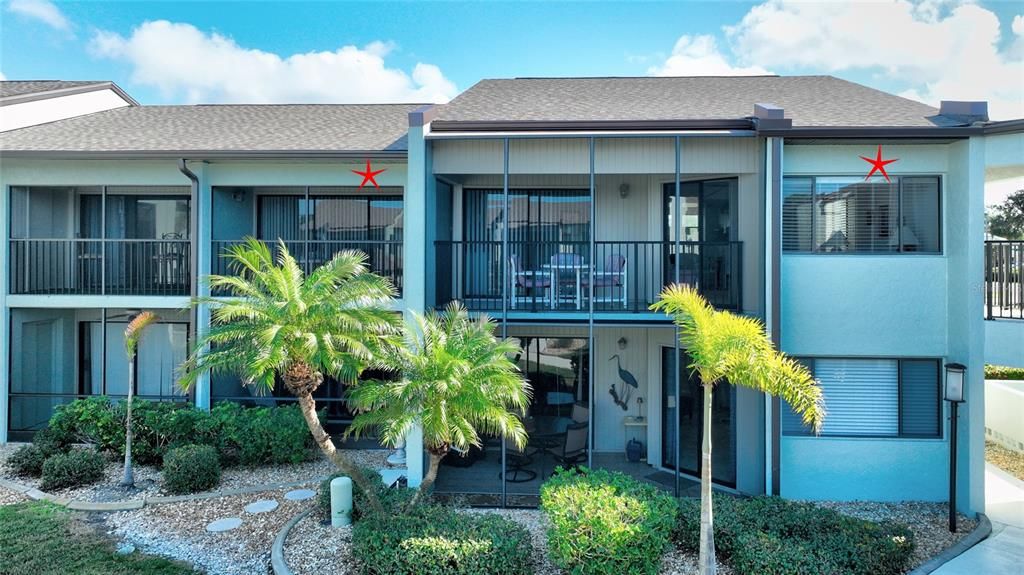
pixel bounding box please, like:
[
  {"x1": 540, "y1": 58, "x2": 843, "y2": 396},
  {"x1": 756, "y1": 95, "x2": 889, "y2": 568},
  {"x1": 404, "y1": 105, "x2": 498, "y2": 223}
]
[
  {"x1": 860, "y1": 145, "x2": 898, "y2": 182},
  {"x1": 352, "y1": 159, "x2": 386, "y2": 189}
]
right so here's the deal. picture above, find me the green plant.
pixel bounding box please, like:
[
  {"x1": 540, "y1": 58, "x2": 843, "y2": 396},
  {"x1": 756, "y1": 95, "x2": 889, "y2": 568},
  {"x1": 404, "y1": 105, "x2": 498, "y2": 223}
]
[
  {"x1": 540, "y1": 467, "x2": 677, "y2": 575},
  {"x1": 352, "y1": 504, "x2": 532, "y2": 575},
  {"x1": 32, "y1": 427, "x2": 71, "y2": 457},
  {"x1": 651, "y1": 286, "x2": 826, "y2": 575},
  {"x1": 211, "y1": 402, "x2": 316, "y2": 466},
  {"x1": 162, "y1": 444, "x2": 221, "y2": 494},
  {"x1": 674, "y1": 496, "x2": 915, "y2": 575},
  {"x1": 122, "y1": 311, "x2": 159, "y2": 487},
  {"x1": 346, "y1": 303, "x2": 530, "y2": 508},
  {"x1": 318, "y1": 468, "x2": 413, "y2": 520},
  {"x1": 7, "y1": 444, "x2": 47, "y2": 478},
  {"x1": 51, "y1": 396, "x2": 124, "y2": 452},
  {"x1": 40, "y1": 449, "x2": 106, "y2": 491},
  {"x1": 179, "y1": 238, "x2": 398, "y2": 513},
  {"x1": 985, "y1": 364, "x2": 1024, "y2": 380}
]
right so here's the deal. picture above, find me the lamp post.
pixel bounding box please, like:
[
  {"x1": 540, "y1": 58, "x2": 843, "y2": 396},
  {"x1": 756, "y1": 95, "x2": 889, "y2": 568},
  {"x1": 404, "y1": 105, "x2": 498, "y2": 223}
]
[{"x1": 944, "y1": 362, "x2": 966, "y2": 533}]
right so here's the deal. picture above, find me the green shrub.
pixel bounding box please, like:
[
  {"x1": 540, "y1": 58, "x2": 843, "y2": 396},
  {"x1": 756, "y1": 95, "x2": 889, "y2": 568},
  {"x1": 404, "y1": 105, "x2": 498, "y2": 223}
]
[
  {"x1": 7, "y1": 445, "x2": 46, "y2": 478},
  {"x1": 985, "y1": 364, "x2": 1024, "y2": 380},
  {"x1": 32, "y1": 427, "x2": 71, "y2": 457},
  {"x1": 352, "y1": 504, "x2": 532, "y2": 575},
  {"x1": 674, "y1": 496, "x2": 915, "y2": 575},
  {"x1": 211, "y1": 402, "x2": 316, "y2": 466},
  {"x1": 40, "y1": 449, "x2": 106, "y2": 491},
  {"x1": 540, "y1": 467, "x2": 678, "y2": 575},
  {"x1": 51, "y1": 396, "x2": 124, "y2": 452},
  {"x1": 318, "y1": 468, "x2": 413, "y2": 520},
  {"x1": 162, "y1": 444, "x2": 221, "y2": 494}
]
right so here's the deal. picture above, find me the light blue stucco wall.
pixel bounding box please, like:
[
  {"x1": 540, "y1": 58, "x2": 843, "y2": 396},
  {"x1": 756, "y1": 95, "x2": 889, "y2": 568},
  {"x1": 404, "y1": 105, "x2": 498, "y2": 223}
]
[
  {"x1": 985, "y1": 320, "x2": 1024, "y2": 367},
  {"x1": 778, "y1": 142, "x2": 985, "y2": 510}
]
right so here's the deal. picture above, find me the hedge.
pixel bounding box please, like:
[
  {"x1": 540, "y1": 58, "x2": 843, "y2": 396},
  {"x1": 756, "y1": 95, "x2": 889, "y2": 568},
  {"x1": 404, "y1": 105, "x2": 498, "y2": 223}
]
[
  {"x1": 163, "y1": 444, "x2": 221, "y2": 494},
  {"x1": 985, "y1": 364, "x2": 1024, "y2": 381}
]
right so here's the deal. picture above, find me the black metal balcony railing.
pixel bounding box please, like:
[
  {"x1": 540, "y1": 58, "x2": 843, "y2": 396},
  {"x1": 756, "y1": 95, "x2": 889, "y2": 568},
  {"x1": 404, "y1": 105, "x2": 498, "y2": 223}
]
[
  {"x1": 9, "y1": 239, "x2": 191, "y2": 296},
  {"x1": 211, "y1": 240, "x2": 403, "y2": 296},
  {"x1": 986, "y1": 240, "x2": 1024, "y2": 320},
  {"x1": 435, "y1": 240, "x2": 742, "y2": 314}
]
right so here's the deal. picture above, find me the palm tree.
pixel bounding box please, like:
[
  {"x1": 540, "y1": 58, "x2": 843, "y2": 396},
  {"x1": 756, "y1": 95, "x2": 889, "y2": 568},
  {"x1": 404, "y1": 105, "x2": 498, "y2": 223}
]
[
  {"x1": 651, "y1": 285, "x2": 825, "y2": 575},
  {"x1": 121, "y1": 311, "x2": 157, "y2": 487},
  {"x1": 345, "y1": 302, "x2": 531, "y2": 508},
  {"x1": 178, "y1": 238, "x2": 399, "y2": 513}
]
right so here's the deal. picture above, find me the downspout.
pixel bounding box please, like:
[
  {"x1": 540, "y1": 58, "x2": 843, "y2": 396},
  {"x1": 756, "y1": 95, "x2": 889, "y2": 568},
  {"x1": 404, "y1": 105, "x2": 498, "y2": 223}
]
[{"x1": 178, "y1": 159, "x2": 200, "y2": 404}]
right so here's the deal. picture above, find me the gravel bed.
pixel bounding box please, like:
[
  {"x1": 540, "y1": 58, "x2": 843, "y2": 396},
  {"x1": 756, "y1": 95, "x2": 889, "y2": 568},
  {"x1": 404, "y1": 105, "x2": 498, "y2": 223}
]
[
  {"x1": 987, "y1": 440, "x2": 1024, "y2": 481},
  {"x1": 105, "y1": 486, "x2": 312, "y2": 575},
  {"x1": 0, "y1": 443, "x2": 389, "y2": 503},
  {"x1": 285, "y1": 513, "x2": 355, "y2": 575},
  {"x1": 815, "y1": 500, "x2": 978, "y2": 571}
]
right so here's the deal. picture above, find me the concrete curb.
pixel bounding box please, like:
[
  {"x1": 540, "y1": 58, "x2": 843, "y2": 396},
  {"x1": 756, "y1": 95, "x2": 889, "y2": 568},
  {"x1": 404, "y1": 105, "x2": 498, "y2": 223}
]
[
  {"x1": 907, "y1": 513, "x2": 993, "y2": 575},
  {"x1": 0, "y1": 475, "x2": 329, "y2": 512},
  {"x1": 270, "y1": 507, "x2": 314, "y2": 575}
]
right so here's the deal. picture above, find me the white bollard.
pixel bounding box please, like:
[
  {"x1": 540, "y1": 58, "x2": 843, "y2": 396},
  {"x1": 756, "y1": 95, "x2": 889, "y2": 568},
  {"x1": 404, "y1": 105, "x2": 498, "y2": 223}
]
[{"x1": 330, "y1": 476, "x2": 353, "y2": 527}]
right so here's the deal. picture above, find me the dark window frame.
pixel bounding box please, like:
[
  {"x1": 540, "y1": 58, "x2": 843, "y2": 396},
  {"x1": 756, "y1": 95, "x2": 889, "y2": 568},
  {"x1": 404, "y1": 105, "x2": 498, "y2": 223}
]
[
  {"x1": 785, "y1": 356, "x2": 942, "y2": 439},
  {"x1": 255, "y1": 192, "x2": 404, "y2": 243},
  {"x1": 782, "y1": 175, "x2": 943, "y2": 255}
]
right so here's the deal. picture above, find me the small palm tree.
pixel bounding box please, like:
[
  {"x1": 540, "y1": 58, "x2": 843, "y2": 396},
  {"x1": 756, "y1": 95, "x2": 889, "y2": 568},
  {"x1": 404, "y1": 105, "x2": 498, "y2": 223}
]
[
  {"x1": 179, "y1": 238, "x2": 399, "y2": 512},
  {"x1": 346, "y1": 303, "x2": 531, "y2": 508},
  {"x1": 651, "y1": 285, "x2": 825, "y2": 575},
  {"x1": 121, "y1": 311, "x2": 157, "y2": 488}
]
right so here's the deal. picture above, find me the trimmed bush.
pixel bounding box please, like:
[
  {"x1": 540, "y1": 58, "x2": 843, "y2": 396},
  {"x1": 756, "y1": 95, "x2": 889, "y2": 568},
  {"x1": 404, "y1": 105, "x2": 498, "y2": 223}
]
[
  {"x1": 32, "y1": 427, "x2": 71, "y2": 457},
  {"x1": 985, "y1": 364, "x2": 1024, "y2": 381},
  {"x1": 163, "y1": 444, "x2": 221, "y2": 494},
  {"x1": 40, "y1": 449, "x2": 106, "y2": 491},
  {"x1": 352, "y1": 504, "x2": 532, "y2": 575},
  {"x1": 210, "y1": 402, "x2": 316, "y2": 466},
  {"x1": 674, "y1": 496, "x2": 915, "y2": 575},
  {"x1": 6, "y1": 445, "x2": 46, "y2": 478},
  {"x1": 540, "y1": 467, "x2": 678, "y2": 575}
]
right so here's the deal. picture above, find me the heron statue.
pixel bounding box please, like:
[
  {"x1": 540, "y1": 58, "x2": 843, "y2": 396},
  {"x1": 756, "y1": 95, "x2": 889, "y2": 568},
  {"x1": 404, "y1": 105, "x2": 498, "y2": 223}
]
[{"x1": 609, "y1": 354, "x2": 639, "y2": 411}]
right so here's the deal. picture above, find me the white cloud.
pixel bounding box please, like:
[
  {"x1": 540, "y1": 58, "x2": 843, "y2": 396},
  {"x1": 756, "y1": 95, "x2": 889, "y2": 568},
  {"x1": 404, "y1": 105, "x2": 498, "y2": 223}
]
[
  {"x1": 7, "y1": 0, "x2": 71, "y2": 31},
  {"x1": 0, "y1": 71, "x2": 6, "y2": 81},
  {"x1": 723, "y1": 0, "x2": 1024, "y2": 119},
  {"x1": 89, "y1": 20, "x2": 457, "y2": 104},
  {"x1": 648, "y1": 34, "x2": 771, "y2": 76}
]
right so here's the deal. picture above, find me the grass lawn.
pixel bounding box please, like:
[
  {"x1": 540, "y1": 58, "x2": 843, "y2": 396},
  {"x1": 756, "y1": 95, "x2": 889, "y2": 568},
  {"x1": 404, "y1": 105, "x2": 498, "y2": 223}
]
[
  {"x1": 0, "y1": 502, "x2": 196, "y2": 575},
  {"x1": 987, "y1": 441, "x2": 1024, "y2": 481}
]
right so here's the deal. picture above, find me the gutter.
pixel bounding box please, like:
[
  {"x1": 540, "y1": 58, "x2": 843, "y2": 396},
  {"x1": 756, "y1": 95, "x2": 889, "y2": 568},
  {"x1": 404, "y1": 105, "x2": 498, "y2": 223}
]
[
  {"x1": 0, "y1": 149, "x2": 409, "y2": 160},
  {"x1": 0, "y1": 81, "x2": 140, "y2": 107},
  {"x1": 429, "y1": 118, "x2": 755, "y2": 133},
  {"x1": 178, "y1": 159, "x2": 199, "y2": 303}
]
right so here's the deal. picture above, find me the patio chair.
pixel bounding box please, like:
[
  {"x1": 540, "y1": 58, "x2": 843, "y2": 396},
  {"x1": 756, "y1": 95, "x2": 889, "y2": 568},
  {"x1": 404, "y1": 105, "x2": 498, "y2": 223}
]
[
  {"x1": 584, "y1": 254, "x2": 627, "y2": 308},
  {"x1": 571, "y1": 403, "x2": 589, "y2": 424},
  {"x1": 499, "y1": 442, "x2": 538, "y2": 483},
  {"x1": 546, "y1": 421, "x2": 589, "y2": 471},
  {"x1": 509, "y1": 254, "x2": 550, "y2": 309}
]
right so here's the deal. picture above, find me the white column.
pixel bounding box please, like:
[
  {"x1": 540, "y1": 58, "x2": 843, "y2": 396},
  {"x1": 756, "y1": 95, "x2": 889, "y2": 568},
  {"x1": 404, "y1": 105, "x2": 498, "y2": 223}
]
[
  {"x1": 0, "y1": 170, "x2": 9, "y2": 444},
  {"x1": 193, "y1": 162, "x2": 212, "y2": 410},
  {"x1": 402, "y1": 121, "x2": 428, "y2": 487}
]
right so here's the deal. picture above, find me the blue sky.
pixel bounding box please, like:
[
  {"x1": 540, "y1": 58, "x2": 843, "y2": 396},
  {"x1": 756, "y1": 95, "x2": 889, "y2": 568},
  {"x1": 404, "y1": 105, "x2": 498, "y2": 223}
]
[{"x1": 2, "y1": 1, "x2": 1022, "y2": 118}]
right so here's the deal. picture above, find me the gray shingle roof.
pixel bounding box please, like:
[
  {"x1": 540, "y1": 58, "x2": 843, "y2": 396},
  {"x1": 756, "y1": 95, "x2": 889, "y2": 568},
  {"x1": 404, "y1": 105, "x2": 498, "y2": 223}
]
[
  {"x1": 0, "y1": 104, "x2": 423, "y2": 154},
  {"x1": 0, "y1": 80, "x2": 109, "y2": 99},
  {"x1": 433, "y1": 76, "x2": 942, "y2": 128}
]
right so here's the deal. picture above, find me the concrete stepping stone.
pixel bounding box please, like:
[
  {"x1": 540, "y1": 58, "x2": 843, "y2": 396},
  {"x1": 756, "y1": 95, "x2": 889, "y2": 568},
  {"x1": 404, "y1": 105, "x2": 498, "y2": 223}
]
[
  {"x1": 244, "y1": 499, "x2": 279, "y2": 514},
  {"x1": 284, "y1": 489, "x2": 315, "y2": 501},
  {"x1": 206, "y1": 517, "x2": 242, "y2": 532}
]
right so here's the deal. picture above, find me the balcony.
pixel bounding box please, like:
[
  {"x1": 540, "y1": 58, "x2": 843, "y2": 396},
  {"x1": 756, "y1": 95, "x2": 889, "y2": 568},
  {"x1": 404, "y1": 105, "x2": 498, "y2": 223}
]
[
  {"x1": 435, "y1": 240, "x2": 741, "y2": 314},
  {"x1": 986, "y1": 240, "x2": 1024, "y2": 320},
  {"x1": 9, "y1": 239, "x2": 191, "y2": 296},
  {"x1": 212, "y1": 239, "x2": 403, "y2": 296}
]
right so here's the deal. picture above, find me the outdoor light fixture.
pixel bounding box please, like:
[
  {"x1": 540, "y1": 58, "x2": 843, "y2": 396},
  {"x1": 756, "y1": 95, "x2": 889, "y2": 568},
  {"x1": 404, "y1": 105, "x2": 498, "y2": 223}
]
[
  {"x1": 617, "y1": 337, "x2": 628, "y2": 350},
  {"x1": 619, "y1": 183, "x2": 630, "y2": 198},
  {"x1": 944, "y1": 362, "x2": 967, "y2": 533}
]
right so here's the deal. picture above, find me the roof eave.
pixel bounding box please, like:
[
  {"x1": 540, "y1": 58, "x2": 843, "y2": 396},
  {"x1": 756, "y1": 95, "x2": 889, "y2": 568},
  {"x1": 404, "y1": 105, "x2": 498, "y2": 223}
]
[
  {"x1": 760, "y1": 126, "x2": 984, "y2": 138},
  {"x1": 429, "y1": 119, "x2": 756, "y2": 132},
  {"x1": 0, "y1": 81, "x2": 140, "y2": 107}
]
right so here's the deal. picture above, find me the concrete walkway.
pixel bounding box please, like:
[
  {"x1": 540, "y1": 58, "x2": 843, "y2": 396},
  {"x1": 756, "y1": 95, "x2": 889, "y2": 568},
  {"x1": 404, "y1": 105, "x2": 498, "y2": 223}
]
[{"x1": 932, "y1": 463, "x2": 1024, "y2": 574}]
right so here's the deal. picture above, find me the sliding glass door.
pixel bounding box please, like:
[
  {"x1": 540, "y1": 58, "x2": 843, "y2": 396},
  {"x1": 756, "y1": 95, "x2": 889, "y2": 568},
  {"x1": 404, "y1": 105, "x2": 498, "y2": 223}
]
[{"x1": 660, "y1": 346, "x2": 736, "y2": 487}]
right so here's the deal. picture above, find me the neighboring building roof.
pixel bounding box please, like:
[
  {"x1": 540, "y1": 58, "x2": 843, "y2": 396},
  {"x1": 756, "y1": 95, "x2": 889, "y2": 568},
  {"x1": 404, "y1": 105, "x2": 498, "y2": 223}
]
[
  {"x1": 0, "y1": 80, "x2": 139, "y2": 106},
  {"x1": 431, "y1": 76, "x2": 946, "y2": 130},
  {"x1": 0, "y1": 103, "x2": 424, "y2": 157}
]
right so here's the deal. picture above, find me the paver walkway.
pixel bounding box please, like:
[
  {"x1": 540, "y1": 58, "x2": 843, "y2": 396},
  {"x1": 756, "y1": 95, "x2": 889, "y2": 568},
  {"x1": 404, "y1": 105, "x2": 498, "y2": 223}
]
[{"x1": 931, "y1": 463, "x2": 1024, "y2": 574}]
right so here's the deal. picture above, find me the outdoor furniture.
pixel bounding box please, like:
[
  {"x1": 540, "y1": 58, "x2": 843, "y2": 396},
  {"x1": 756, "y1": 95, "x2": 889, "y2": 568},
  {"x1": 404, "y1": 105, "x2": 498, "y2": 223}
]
[
  {"x1": 584, "y1": 254, "x2": 627, "y2": 308},
  {"x1": 546, "y1": 421, "x2": 589, "y2": 471},
  {"x1": 544, "y1": 252, "x2": 585, "y2": 309},
  {"x1": 571, "y1": 403, "x2": 589, "y2": 424},
  {"x1": 509, "y1": 254, "x2": 551, "y2": 308},
  {"x1": 500, "y1": 442, "x2": 538, "y2": 483}
]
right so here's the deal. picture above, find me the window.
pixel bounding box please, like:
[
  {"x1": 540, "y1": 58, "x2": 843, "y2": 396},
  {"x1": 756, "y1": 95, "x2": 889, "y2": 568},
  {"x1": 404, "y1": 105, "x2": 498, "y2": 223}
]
[
  {"x1": 255, "y1": 190, "x2": 404, "y2": 243},
  {"x1": 782, "y1": 176, "x2": 940, "y2": 253},
  {"x1": 783, "y1": 358, "x2": 941, "y2": 438}
]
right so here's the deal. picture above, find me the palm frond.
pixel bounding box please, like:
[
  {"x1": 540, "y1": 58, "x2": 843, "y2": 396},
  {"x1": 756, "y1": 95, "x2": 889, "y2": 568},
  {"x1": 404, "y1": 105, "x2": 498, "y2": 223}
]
[{"x1": 124, "y1": 311, "x2": 158, "y2": 357}]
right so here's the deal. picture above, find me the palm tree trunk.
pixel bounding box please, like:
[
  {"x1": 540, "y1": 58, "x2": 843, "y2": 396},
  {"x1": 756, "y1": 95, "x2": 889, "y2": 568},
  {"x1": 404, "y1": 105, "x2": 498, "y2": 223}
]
[
  {"x1": 120, "y1": 355, "x2": 135, "y2": 487},
  {"x1": 295, "y1": 392, "x2": 384, "y2": 514},
  {"x1": 698, "y1": 383, "x2": 716, "y2": 575},
  {"x1": 408, "y1": 450, "x2": 444, "y2": 508}
]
